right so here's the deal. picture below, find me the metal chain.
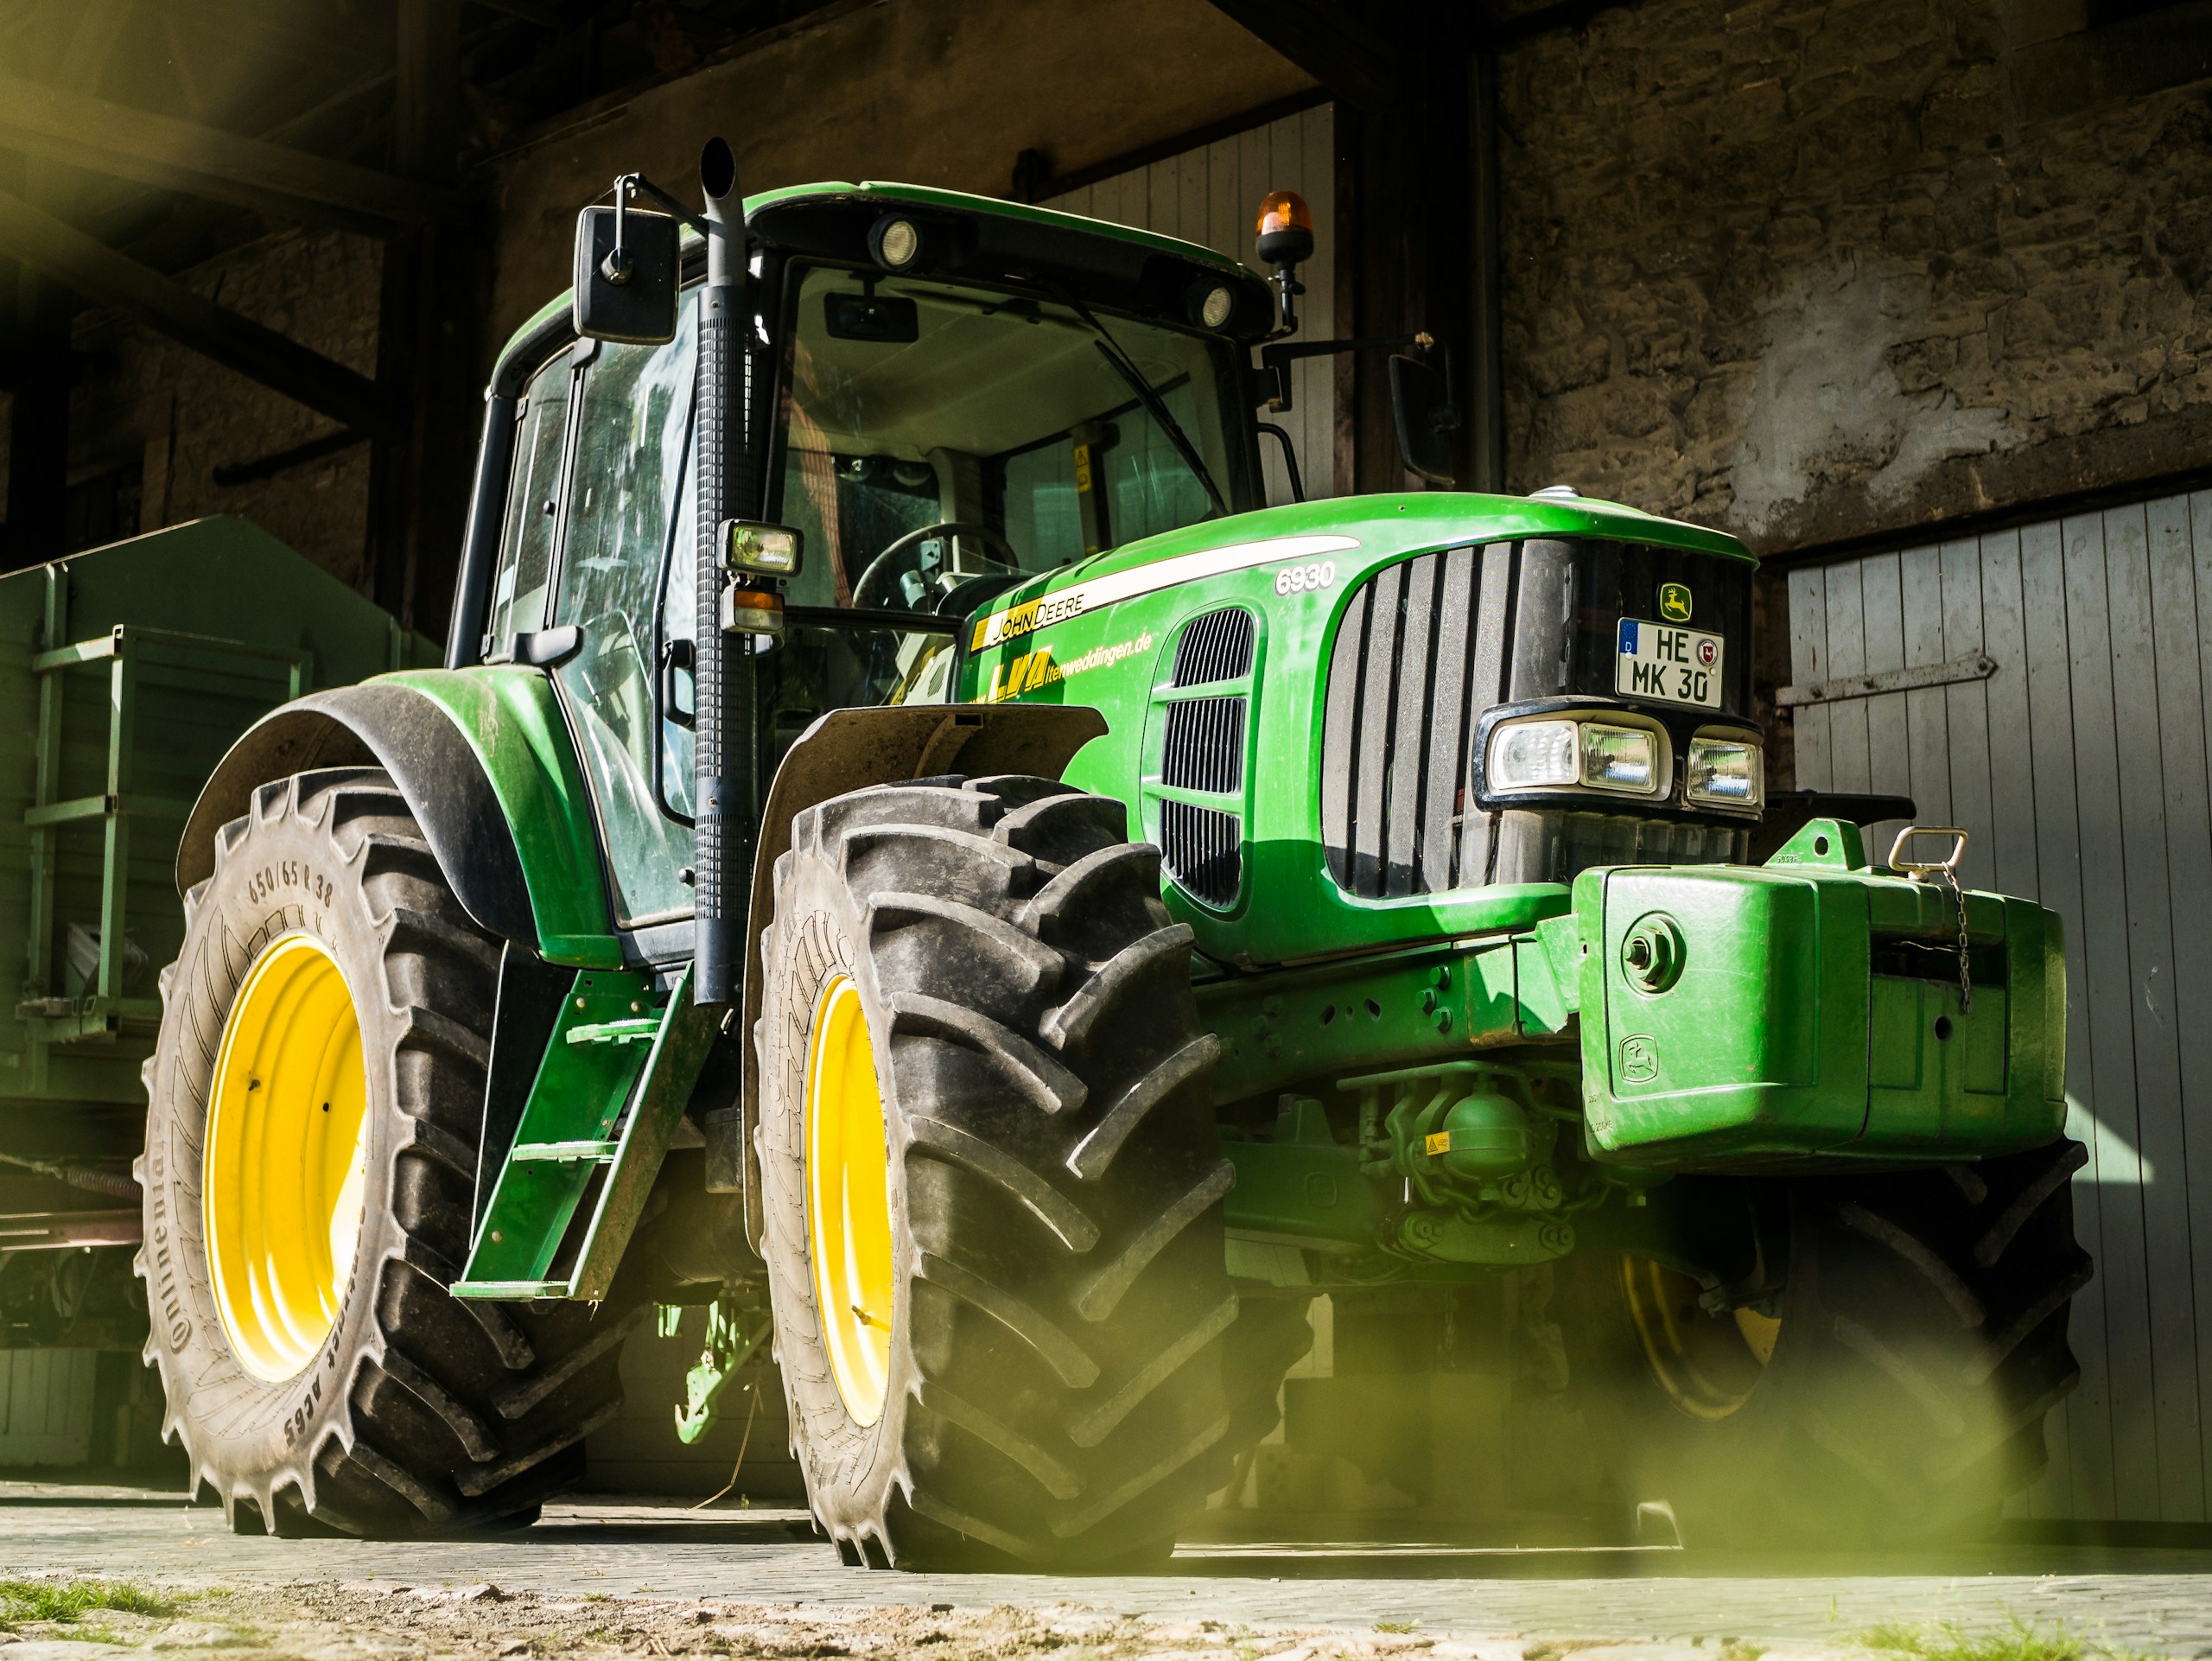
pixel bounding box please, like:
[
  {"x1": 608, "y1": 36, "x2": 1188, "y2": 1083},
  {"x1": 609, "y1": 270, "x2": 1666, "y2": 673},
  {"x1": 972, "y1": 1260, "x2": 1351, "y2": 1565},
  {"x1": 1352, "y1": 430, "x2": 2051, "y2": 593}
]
[
  {"x1": 1939, "y1": 865, "x2": 1974, "y2": 1018},
  {"x1": 1889, "y1": 826, "x2": 1974, "y2": 1019}
]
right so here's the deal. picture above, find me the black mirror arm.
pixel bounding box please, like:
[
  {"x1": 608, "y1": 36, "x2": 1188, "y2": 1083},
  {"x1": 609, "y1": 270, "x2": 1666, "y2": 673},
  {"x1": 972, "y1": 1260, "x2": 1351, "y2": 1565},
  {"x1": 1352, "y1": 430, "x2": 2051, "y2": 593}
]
[
  {"x1": 601, "y1": 173, "x2": 717, "y2": 289},
  {"x1": 1256, "y1": 423, "x2": 1306, "y2": 503},
  {"x1": 615, "y1": 172, "x2": 712, "y2": 237},
  {"x1": 1257, "y1": 331, "x2": 1442, "y2": 413}
]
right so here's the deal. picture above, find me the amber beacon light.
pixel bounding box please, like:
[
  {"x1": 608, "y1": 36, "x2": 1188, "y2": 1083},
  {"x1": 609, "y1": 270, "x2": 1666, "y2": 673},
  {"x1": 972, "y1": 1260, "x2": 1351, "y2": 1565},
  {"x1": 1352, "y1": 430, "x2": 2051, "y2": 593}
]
[{"x1": 1255, "y1": 190, "x2": 1313, "y2": 334}]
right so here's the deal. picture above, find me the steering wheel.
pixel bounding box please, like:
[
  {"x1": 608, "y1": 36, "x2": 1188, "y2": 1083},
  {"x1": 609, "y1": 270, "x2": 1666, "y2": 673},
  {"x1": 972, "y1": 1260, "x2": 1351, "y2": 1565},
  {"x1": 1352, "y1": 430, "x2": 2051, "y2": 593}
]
[{"x1": 850, "y1": 521, "x2": 1021, "y2": 611}]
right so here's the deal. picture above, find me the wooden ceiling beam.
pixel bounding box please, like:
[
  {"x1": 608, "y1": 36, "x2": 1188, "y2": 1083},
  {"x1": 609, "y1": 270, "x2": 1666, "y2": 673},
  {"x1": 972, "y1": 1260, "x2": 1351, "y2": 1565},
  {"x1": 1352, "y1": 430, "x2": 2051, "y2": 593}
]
[
  {"x1": 0, "y1": 71, "x2": 450, "y2": 234},
  {"x1": 1199, "y1": 0, "x2": 1403, "y2": 120},
  {"x1": 0, "y1": 185, "x2": 387, "y2": 435}
]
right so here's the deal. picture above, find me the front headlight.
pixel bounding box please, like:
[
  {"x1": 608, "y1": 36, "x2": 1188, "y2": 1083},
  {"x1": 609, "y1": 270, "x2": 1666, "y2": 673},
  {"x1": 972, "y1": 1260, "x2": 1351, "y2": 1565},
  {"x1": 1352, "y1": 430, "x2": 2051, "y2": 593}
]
[
  {"x1": 1579, "y1": 723, "x2": 1658, "y2": 793},
  {"x1": 1488, "y1": 718, "x2": 1664, "y2": 795},
  {"x1": 1686, "y1": 737, "x2": 1763, "y2": 807},
  {"x1": 1490, "y1": 720, "x2": 1579, "y2": 789}
]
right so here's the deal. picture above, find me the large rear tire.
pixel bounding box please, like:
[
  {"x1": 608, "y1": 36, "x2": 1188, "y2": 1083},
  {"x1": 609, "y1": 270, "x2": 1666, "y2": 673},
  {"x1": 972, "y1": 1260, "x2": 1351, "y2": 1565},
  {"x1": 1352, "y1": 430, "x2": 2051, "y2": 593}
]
[
  {"x1": 756, "y1": 774, "x2": 1242, "y2": 1569},
  {"x1": 1547, "y1": 1141, "x2": 2090, "y2": 1543},
  {"x1": 135, "y1": 767, "x2": 631, "y2": 1536}
]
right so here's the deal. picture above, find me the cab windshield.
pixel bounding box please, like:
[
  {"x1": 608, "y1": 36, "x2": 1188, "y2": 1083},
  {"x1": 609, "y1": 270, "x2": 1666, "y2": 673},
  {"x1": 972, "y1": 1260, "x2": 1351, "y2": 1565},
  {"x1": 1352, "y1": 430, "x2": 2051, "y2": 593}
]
[{"x1": 772, "y1": 264, "x2": 1252, "y2": 615}]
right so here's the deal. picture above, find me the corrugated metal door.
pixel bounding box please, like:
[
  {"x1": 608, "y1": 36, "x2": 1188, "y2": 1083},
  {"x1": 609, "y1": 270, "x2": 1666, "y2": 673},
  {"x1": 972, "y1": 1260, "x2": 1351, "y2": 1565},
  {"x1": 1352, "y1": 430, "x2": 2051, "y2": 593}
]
[
  {"x1": 1045, "y1": 103, "x2": 1336, "y2": 505},
  {"x1": 1787, "y1": 492, "x2": 2212, "y2": 1523}
]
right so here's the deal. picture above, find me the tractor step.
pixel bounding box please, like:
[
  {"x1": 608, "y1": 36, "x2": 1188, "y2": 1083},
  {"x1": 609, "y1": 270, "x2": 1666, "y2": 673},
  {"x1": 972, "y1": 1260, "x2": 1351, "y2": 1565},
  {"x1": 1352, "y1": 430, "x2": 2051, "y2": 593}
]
[
  {"x1": 569, "y1": 1017, "x2": 660, "y2": 1046},
  {"x1": 448, "y1": 1280, "x2": 569, "y2": 1301},
  {"x1": 510, "y1": 1139, "x2": 620, "y2": 1162},
  {"x1": 450, "y1": 964, "x2": 719, "y2": 1302}
]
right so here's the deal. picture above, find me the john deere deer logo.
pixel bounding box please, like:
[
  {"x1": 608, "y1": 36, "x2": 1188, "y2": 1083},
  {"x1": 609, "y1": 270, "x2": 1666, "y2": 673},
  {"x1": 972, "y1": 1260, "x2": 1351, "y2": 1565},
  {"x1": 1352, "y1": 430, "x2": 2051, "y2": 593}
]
[{"x1": 1659, "y1": 582, "x2": 1692, "y2": 622}]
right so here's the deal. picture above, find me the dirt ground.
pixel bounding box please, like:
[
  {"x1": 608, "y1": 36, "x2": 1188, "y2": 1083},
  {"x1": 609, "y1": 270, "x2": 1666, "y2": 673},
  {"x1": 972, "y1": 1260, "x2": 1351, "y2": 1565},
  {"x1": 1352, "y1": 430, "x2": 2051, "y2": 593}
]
[{"x1": 0, "y1": 1576, "x2": 2100, "y2": 1661}]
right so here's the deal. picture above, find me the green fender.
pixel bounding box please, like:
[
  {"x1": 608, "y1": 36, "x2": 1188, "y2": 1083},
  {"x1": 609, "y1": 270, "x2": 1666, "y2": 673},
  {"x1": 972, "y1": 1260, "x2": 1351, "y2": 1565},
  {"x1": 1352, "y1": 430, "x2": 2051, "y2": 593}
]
[{"x1": 176, "y1": 667, "x2": 621, "y2": 967}]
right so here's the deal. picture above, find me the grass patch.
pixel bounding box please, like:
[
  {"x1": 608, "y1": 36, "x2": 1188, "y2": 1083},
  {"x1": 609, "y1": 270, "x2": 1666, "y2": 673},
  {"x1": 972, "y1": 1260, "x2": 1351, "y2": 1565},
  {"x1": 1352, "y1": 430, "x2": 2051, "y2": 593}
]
[
  {"x1": 1375, "y1": 1623, "x2": 1419, "y2": 1635},
  {"x1": 1858, "y1": 1617, "x2": 2159, "y2": 1661},
  {"x1": 0, "y1": 1578, "x2": 177, "y2": 1626}
]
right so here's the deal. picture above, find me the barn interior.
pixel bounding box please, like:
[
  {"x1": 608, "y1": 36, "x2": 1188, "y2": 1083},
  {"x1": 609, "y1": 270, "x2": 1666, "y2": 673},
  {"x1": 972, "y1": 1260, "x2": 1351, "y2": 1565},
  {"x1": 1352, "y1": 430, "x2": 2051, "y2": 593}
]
[{"x1": 0, "y1": 0, "x2": 2208, "y2": 1537}]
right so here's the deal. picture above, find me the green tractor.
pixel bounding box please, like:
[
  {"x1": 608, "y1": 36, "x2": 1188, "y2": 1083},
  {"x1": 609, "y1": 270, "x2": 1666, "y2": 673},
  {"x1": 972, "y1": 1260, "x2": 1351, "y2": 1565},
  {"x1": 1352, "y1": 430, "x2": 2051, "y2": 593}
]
[{"x1": 135, "y1": 141, "x2": 2088, "y2": 1561}]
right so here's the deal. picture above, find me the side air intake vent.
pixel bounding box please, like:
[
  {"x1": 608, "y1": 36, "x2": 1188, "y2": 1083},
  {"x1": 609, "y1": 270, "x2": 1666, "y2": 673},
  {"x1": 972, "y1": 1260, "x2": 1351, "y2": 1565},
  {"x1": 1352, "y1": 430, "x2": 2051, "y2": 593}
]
[
  {"x1": 1161, "y1": 697, "x2": 1246, "y2": 793},
  {"x1": 1171, "y1": 608, "x2": 1255, "y2": 686},
  {"x1": 1159, "y1": 799, "x2": 1241, "y2": 907}
]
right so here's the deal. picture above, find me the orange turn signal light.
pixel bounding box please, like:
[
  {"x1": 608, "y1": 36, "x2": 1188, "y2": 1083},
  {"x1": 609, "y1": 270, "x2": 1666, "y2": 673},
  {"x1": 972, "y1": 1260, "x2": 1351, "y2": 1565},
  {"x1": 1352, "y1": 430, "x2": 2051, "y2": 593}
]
[{"x1": 721, "y1": 585, "x2": 785, "y2": 637}]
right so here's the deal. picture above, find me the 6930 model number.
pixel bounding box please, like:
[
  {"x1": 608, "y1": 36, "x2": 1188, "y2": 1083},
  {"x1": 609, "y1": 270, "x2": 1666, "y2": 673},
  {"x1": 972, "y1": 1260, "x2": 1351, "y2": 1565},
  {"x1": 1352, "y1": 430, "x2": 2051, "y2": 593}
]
[{"x1": 1274, "y1": 559, "x2": 1337, "y2": 596}]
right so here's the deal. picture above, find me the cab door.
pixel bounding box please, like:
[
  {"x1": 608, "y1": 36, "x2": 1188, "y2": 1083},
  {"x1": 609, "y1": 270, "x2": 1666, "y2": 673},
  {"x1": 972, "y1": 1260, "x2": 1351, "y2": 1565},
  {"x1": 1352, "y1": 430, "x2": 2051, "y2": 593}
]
[{"x1": 538, "y1": 300, "x2": 700, "y2": 931}]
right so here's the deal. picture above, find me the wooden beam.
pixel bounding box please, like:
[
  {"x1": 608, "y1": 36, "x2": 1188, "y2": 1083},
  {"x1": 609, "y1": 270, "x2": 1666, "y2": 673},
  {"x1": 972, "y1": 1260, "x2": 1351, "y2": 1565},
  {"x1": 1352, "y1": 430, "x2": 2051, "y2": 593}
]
[
  {"x1": 1201, "y1": 0, "x2": 1402, "y2": 119},
  {"x1": 0, "y1": 186, "x2": 386, "y2": 435},
  {"x1": 0, "y1": 71, "x2": 449, "y2": 233}
]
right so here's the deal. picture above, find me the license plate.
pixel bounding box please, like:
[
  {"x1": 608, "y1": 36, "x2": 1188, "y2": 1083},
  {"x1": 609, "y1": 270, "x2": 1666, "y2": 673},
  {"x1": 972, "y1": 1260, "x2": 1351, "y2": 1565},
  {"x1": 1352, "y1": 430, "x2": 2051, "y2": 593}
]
[{"x1": 1616, "y1": 619, "x2": 1723, "y2": 708}]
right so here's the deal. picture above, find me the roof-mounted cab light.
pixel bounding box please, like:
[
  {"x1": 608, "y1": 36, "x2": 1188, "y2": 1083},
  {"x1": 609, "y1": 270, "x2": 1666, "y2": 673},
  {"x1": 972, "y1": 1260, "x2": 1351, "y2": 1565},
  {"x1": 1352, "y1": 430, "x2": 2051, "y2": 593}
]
[
  {"x1": 869, "y1": 214, "x2": 922, "y2": 270},
  {"x1": 1255, "y1": 190, "x2": 1314, "y2": 266},
  {"x1": 1198, "y1": 283, "x2": 1236, "y2": 330},
  {"x1": 1254, "y1": 190, "x2": 1313, "y2": 336}
]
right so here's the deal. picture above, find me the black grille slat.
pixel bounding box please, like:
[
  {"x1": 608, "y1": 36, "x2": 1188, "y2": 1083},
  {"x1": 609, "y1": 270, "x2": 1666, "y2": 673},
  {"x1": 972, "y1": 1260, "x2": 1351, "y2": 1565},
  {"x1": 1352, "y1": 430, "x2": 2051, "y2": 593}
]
[
  {"x1": 1171, "y1": 608, "x2": 1255, "y2": 686},
  {"x1": 1384, "y1": 558, "x2": 1440, "y2": 897},
  {"x1": 1318, "y1": 582, "x2": 1368, "y2": 876},
  {"x1": 1350, "y1": 562, "x2": 1403, "y2": 895},
  {"x1": 1160, "y1": 799, "x2": 1242, "y2": 907},
  {"x1": 1424, "y1": 545, "x2": 1480, "y2": 891},
  {"x1": 1162, "y1": 697, "x2": 1246, "y2": 793}
]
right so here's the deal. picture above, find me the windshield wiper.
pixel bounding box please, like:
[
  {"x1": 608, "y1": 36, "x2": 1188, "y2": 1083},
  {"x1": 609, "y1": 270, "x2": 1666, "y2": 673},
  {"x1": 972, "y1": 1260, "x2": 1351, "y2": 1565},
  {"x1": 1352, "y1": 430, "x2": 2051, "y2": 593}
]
[{"x1": 1050, "y1": 284, "x2": 1228, "y2": 518}]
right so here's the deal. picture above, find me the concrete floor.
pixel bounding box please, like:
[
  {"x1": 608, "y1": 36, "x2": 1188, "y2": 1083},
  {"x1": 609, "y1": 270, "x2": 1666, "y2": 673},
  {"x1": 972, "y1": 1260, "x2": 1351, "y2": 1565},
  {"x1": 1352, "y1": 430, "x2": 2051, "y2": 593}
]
[{"x1": 7, "y1": 1486, "x2": 2212, "y2": 1652}]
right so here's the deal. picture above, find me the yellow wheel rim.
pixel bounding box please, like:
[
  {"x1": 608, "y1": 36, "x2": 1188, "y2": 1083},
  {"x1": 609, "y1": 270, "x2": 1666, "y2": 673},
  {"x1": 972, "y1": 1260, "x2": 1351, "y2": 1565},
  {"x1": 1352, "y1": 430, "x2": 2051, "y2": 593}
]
[
  {"x1": 202, "y1": 932, "x2": 370, "y2": 1384},
  {"x1": 805, "y1": 975, "x2": 894, "y2": 1427},
  {"x1": 1620, "y1": 1255, "x2": 1781, "y2": 1422}
]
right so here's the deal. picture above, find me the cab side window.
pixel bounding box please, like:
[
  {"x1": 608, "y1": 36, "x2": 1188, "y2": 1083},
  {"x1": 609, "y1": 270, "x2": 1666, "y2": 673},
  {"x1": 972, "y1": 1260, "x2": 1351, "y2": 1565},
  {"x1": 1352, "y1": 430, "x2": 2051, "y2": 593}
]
[
  {"x1": 485, "y1": 350, "x2": 574, "y2": 653},
  {"x1": 549, "y1": 300, "x2": 698, "y2": 926}
]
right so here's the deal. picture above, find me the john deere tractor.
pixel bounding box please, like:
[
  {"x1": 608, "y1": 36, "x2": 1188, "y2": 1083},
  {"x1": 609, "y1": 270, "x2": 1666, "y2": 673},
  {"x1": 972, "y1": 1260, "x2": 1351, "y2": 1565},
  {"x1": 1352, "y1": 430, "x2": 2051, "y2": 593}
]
[{"x1": 135, "y1": 141, "x2": 2088, "y2": 1562}]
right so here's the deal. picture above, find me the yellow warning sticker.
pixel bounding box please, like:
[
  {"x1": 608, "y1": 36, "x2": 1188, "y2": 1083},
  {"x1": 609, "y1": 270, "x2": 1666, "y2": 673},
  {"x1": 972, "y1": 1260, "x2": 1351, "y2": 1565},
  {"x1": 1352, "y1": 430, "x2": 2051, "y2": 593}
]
[{"x1": 1424, "y1": 1130, "x2": 1452, "y2": 1156}]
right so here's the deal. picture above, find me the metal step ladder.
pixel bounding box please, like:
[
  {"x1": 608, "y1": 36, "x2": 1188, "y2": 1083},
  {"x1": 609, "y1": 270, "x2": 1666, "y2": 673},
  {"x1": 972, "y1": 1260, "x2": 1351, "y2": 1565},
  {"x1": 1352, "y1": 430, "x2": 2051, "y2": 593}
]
[{"x1": 452, "y1": 963, "x2": 717, "y2": 1301}]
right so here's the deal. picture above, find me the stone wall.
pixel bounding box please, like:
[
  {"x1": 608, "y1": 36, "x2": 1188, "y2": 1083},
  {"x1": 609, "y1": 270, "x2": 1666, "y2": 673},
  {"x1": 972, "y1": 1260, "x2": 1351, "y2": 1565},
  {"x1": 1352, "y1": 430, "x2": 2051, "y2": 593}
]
[{"x1": 1497, "y1": 0, "x2": 2212, "y2": 553}]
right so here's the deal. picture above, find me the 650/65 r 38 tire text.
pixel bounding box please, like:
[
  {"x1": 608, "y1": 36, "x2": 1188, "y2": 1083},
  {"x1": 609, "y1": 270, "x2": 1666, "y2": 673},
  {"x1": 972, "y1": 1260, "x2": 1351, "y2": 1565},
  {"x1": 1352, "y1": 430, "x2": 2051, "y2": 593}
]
[
  {"x1": 135, "y1": 767, "x2": 632, "y2": 1537},
  {"x1": 756, "y1": 774, "x2": 1260, "y2": 1570}
]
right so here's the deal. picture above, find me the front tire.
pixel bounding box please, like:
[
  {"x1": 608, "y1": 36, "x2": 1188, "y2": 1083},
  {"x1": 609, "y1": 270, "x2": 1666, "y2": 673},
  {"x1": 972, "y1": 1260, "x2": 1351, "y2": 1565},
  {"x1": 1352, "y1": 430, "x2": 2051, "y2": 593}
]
[
  {"x1": 1548, "y1": 1142, "x2": 2091, "y2": 1543},
  {"x1": 135, "y1": 767, "x2": 630, "y2": 1535},
  {"x1": 756, "y1": 774, "x2": 1241, "y2": 1569}
]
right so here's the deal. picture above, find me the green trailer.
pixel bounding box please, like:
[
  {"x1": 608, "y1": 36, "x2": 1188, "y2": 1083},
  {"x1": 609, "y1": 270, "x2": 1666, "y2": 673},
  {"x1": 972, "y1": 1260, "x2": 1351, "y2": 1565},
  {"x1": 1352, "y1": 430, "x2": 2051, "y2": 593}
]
[
  {"x1": 132, "y1": 150, "x2": 2088, "y2": 1559},
  {"x1": 0, "y1": 517, "x2": 432, "y2": 1347}
]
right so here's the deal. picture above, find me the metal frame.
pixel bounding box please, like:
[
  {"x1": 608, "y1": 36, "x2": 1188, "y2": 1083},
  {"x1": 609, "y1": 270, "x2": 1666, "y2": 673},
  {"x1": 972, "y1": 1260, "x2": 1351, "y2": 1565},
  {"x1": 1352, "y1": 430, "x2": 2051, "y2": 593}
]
[{"x1": 19, "y1": 565, "x2": 310, "y2": 1047}]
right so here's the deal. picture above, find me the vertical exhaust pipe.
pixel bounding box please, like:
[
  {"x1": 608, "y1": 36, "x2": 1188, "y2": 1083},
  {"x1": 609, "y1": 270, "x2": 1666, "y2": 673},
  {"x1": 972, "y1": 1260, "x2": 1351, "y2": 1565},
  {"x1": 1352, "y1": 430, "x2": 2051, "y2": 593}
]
[{"x1": 695, "y1": 137, "x2": 752, "y2": 1007}]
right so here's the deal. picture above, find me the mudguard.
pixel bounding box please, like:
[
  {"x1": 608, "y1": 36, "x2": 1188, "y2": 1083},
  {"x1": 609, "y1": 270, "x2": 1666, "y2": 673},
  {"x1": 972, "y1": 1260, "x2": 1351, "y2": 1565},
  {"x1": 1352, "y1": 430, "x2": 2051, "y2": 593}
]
[
  {"x1": 733, "y1": 703, "x2": 1107, "y2": 1246},
  {"x1": 177, "y1": 672, "x2": 620, "y2": 967}
]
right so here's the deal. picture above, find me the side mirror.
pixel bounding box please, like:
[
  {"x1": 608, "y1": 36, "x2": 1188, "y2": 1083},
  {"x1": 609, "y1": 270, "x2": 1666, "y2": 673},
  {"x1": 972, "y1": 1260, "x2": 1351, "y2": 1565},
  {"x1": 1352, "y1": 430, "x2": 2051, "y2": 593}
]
[
  {"x1": 1389, "y1": 353, "x2": 1458, "y2": 486},
  {"x1": 573, "y1": 199, "x2": 679, "y2": 344}
]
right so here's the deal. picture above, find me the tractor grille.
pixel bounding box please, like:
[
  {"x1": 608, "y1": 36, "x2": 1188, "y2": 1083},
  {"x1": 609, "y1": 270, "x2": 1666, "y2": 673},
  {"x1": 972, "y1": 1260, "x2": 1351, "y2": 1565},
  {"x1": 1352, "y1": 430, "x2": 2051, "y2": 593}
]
[
  {"x1": 1172, "y1": 607, "x2": 1255, "y2": 686},
  {"x1": 1161, "y1": 697, "x2": 1245, "y2": 793},
  {"x1": 1159, "y1": 799, "x2": 1242, "y2": 907},
  {"x1": 1320, "y1": 545, "x2": 1487, "y2": 898}
]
